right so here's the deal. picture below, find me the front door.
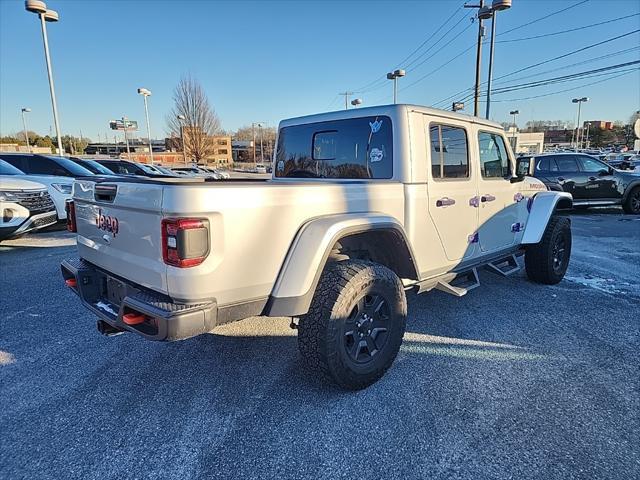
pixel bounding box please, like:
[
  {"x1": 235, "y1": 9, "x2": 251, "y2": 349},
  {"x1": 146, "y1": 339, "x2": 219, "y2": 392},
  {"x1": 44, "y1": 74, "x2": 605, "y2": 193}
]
[
  {"x1": 476, "y1": 131, "x2": 520, "y2": 253},
  {"x1": 575, "y1": 155, "x2": 620, "y2": 200},
  {"x1": 426, "y1": 121, "x2": 478, "y2": 262}
]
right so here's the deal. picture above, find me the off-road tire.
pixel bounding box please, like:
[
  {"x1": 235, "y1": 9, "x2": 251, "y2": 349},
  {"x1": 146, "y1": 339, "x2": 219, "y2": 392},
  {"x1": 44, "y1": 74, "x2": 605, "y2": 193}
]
[
  {"x1": 297, "y1": 260, "x2": 407, "y2": 390},
  {"x1": 525, "y1": 216, "x2": 571, "y2": 285},
  {"x1": 622, "y1": 186, "x2": 640, "y2": 214}
]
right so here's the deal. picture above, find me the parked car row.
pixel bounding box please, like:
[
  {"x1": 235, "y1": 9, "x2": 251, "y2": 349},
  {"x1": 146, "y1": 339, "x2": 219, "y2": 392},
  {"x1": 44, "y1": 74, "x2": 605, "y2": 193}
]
[{"x1": 0, "y1": 153, "x2": 234, "y2": 241}]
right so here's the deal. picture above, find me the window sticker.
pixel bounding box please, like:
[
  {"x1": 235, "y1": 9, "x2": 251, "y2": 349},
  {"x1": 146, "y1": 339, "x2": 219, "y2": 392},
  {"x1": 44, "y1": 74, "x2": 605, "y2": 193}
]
[
  {"x1": 370, "y1": 147, "x2": 384, "y2": 163},
  {"x1": 277, "y1": 160, "x2": 285, "y2": 171},
  {"x1": 369, "y1": 119, "x2": 382, "y2": 134}
]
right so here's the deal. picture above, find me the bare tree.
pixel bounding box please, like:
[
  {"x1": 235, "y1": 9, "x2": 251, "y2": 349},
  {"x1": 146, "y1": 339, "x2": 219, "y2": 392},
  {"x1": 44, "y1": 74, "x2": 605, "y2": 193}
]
[{"x1": 166, "y1": 75, "x2": 221, "y2": 162}]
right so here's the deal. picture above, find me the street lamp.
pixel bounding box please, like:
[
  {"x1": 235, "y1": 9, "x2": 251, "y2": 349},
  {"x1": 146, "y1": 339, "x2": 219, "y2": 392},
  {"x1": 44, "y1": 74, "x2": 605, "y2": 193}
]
[
  {"x1": 572, "y1": 97, "x2": 589, "y2": 149},
  {"x1": 485, "y1": 0, "x2": 512, "y2": 119},
  {"x1": 177, "y1": 114, "x2": 187, "y2": 165},
  {"x1": 509, "y1": 110, "x2": 519, "y2": 130},
  {"x1": 351, "y1": 98, "x2": 363, "y2": 108},
  {"x1": 25, "y1": 0, "x2": 64, "y2": 156},
  {"x1": 137, "y1": 87, "x2": 154, "y2": 165},
  {"x1": 21, "y1": 108, "x2": 32, "y2": 153},
  {"x1": 509, "y1": 109, "x2": 519, "y2": 149},
  {"x1": 386, "y1": 69, "x2": 406, "y2": 104}
]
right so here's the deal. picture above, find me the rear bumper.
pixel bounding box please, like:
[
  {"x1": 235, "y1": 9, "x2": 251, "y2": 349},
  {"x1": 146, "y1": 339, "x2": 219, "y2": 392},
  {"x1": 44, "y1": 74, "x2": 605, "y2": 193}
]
[{"x1": 61, "y1": 258, "x2": 217, "y2": 341}]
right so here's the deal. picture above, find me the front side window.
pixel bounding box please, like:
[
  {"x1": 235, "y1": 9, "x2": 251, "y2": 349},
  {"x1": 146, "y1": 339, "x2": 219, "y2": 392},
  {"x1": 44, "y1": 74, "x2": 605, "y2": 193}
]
[
  {"x1": 429, "y1": 124, "x2": 469, "y2": 179},
  {"x1": 275, "y1": 116, "x2": 392, "y2": 179},
  {"x1": 578, "y1": 156, "x2": 608, "y2": 173},
  {"x1": 478, "y1": 132, "x2": 511, "y2": 178}
]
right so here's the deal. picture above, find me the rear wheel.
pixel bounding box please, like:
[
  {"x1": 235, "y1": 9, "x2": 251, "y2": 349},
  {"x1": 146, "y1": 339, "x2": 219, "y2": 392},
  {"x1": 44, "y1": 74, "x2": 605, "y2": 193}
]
[
  {"x1": 622, "y1": 186, "x2": 640, "y2": 214},
  {"x1": 525, "y1": 216, "x2": 571, "y2": 285},
  {"x1": 297, "y1": 260, "x2": 407, "y2": 390}
]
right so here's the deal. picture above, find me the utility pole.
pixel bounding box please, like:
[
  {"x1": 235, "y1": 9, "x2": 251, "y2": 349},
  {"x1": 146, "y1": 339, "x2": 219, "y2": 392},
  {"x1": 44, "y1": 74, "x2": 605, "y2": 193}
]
[
  {"x1": 465, "y1": 1, "x2": 489, "y2": 117},
  {"x1": 339, "y1": 91, "x2": 354, "y2": 110}
]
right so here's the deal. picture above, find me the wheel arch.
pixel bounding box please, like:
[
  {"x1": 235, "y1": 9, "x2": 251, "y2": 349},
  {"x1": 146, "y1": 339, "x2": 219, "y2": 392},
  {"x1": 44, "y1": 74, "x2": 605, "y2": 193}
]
[
  {"x1": 265, "y1": 213, "x2": 419, "y2": 317},
  {"x1": 622, "y1": 179, "x2": 640, "y2": 203},
  {"x1": 521, "y1": 191, "x2": 573, "y2": 245}
]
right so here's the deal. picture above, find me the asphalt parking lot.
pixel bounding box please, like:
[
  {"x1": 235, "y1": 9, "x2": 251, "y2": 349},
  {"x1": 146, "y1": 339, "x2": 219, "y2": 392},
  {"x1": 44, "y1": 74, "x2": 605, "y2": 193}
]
[{"x1": 1, "y1": 210, "x2": 638, "y2": 480}]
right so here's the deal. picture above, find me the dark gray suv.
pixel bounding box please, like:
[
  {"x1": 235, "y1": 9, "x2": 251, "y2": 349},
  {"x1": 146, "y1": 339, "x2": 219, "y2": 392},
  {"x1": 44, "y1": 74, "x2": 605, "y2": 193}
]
[{"x1": 517, "y1": 153, "x2": 640, "y2": 214}]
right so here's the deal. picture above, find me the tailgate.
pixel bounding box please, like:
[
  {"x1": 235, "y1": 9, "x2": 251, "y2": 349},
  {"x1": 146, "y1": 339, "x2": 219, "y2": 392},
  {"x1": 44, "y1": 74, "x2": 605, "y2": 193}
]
[{"x1": 73, "y1": 179, "x2": 168, "y2": 294}]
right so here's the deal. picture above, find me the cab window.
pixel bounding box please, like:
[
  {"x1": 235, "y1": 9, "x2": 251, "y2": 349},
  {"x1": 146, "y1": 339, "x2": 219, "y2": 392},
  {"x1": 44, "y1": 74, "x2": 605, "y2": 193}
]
[
  {"x1": 478, "y1": 132, "x2": 511, "y2": 178},
  {"x1": 429, "y1": 124, "x2": 469, "y2": 179},
  {"x1": 275, "y1": 116, "x2": 393, "y2": 179}
]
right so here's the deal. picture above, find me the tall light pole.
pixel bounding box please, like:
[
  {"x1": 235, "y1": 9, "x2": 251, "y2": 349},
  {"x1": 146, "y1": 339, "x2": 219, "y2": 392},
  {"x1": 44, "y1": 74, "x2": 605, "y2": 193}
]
[
  {"x1": 387, "y1": 69, "x2": 406, "y2": 104},
  {"x1": 25, "y1": 1, "x2": 64, "y2": 156},
  {"x1": 572, "y1": 97, "x2": 589, "y2": 149},
  {"x1": 122, "y1": 116, "x2": 131, "y2": 158},
  {"x1": 137, "y1": 87, "x2": 154, "y2": 164},
  {"x1": 21, "y1": 108, "x2": 32, "y2": 153},
  {"x1": 259, "y1": 123, "x2": 264, "y2": 163},
  {"x1": 465, "y1": 1, "x2": 490, "y2": 117},
  {"x1": 177, "y1": 114, "x2": 187, "y2": 165},
  {"x1": 509, "y1": 109, "x2": 519, "y2": 149},
  {"x1": 485, "y1": 0, "x2": 512, "y2": 120},
  {"x1": 584, "y1": 122, "x2": 591, "y2": 149}
]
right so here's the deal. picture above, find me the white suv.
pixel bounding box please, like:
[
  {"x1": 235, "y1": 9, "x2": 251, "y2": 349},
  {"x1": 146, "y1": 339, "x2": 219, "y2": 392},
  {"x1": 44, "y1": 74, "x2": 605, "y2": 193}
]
[{"x1": 0, "y1": 176, "x2": 57, "y2": 240}]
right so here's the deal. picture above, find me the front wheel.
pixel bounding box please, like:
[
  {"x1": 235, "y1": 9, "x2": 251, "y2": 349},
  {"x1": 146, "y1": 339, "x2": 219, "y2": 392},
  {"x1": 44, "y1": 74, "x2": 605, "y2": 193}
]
[
  {"x1": 525, "y1": 216, "x2": 572, "y2": 285},
  {"x1": 622, "y1": 186, "x2": 640, "y2": 214},
  {"x1": 297, "y1": 260, "x2": 407, "y2": 390}
]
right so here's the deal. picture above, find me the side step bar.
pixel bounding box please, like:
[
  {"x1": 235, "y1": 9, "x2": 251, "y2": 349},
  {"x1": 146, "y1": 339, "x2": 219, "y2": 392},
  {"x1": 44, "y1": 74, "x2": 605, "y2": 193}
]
[
  {"x1": 485, "y1": 254, "x2": 521, "y2": 277},
  {"x1": 435, "y1": 268, "x2": 480, "y2": 297}
]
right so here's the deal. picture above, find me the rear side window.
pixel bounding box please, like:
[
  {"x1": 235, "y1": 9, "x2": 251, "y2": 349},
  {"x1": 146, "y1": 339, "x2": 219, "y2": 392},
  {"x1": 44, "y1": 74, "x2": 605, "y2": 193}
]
[
  {"x1": 555, "y1": 156, "x2": 579, "y2": 172},
  {"x1": 478, "y1": 132, "x2": 511, "y2": 178},
  {"x1": 275, "y1": 116, "x2": 393, "y2": 179},
  {"x1": 429, "y1": 124, "x2": 469, "y2": 179}
]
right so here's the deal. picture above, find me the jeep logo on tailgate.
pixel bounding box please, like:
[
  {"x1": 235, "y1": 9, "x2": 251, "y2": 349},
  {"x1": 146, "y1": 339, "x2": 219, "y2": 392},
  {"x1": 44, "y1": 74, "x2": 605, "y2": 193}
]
[{"x1": 96, "y1": 209, "x2": 119, "y2": 237}]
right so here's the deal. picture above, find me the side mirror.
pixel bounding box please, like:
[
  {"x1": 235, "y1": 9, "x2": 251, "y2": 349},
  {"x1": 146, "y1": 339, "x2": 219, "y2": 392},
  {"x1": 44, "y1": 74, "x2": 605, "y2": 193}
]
[
  {"x1": 598, "y1": 169, "x2": 609, "y2": 176},
  {"x1": 510, "y1": 175, "x2": 525, "y2": 183}
]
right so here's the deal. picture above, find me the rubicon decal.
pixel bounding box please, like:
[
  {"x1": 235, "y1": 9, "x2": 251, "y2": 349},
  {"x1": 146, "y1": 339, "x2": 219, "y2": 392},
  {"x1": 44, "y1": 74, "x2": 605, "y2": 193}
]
[{"x1": 96, "y1": 209, "x2": 119, "y2": 237}]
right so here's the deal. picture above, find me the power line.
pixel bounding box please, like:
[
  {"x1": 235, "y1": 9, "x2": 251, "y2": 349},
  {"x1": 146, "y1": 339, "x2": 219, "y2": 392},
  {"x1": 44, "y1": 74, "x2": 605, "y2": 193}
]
[
  {"x1": 492, "y1": 61, "x2": 640, "y2": 94},
  {"x1": 396, "y1": 4, "x2": 466, "y2": 70},
  {"x1": 498, "y1": 0, "x2": 590, "y2": 37},
  {"x1": 403, "y1": 12, "x2": 471, "y2": 71},
  {"x1": 496, "y1": 13, "x2": 640, "y2": 43},
  {"x1": 353, "y1": 3, "x2": 466, "y2": 93},
  {"x1": 487, "y1": 69, "x2": 638, "y2": 103},
  {"x1": 492, "y1": 29, "x2": 640, "y2": 83},
  {"x1": 431, "y1": 45, "x2": 640, "y2": 108}
]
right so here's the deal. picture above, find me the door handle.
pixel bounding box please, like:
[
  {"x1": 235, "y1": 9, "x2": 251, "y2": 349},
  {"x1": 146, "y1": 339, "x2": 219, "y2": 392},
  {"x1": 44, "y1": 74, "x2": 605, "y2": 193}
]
[
  {"x1": 557, "y1": 177, "x2": 565, "y2": 182},
  {"x1": 481, "y1": 194, "x2": 496, "y2": 203},
  {"x1": 436, "y1": 197, "x2": 456, "y2": 207},
  {"x1": 588, "y1": 176, "x2": 597, "y2": 181}
]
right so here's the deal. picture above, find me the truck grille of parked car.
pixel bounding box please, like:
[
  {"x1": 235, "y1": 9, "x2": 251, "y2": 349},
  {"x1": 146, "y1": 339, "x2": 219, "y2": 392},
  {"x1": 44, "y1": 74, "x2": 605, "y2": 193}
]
[{"x1": 15, "y1": 190, "x2": 56, "y2": 214}]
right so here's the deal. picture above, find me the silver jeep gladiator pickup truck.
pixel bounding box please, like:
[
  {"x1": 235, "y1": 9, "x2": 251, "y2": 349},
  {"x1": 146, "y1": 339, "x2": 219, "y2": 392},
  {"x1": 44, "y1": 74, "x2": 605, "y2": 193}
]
[{"x1": 62, "y1": 104, "x2": 572, "y2": 389}]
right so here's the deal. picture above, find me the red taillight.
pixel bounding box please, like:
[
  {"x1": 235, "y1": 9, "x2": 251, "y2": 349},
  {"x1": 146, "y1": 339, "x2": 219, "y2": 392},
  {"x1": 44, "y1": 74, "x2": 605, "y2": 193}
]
[
  {"x1": 66, "y1": 200, "x2": 77, "y2": 232},
  {"x1": 65, "y1": 278, "x2": 77, "y2": 287},
  {"x1": 161, "y1": 218, "x2": 210, "y2": 268}
]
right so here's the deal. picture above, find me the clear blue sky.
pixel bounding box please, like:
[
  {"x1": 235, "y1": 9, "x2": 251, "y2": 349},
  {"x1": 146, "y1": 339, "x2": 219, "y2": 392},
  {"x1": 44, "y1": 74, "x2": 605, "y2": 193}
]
[{"x1": 1, "y1": 0, "x2": 639, "y2": 141}]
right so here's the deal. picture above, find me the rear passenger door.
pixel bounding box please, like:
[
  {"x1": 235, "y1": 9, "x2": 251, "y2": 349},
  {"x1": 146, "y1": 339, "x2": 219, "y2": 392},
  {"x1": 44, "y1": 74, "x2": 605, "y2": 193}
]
[
  {"x1": 553, "y1": 156, "x2": 585, "y2": 199},
  {"x1": 476, "y1": 131, "x2": 521, "y2": 253},
  {"x1": 426, "y1": 122, "x2": 478, "y2": 262}
]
